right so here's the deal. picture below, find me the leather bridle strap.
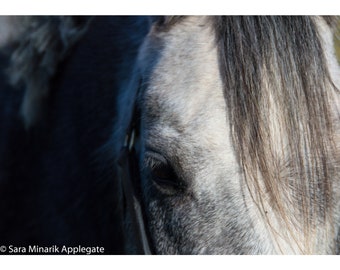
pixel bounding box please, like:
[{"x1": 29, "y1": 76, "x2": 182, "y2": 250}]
[{"x1": 117, "y1": 80, "x2": 152, "y2": 254}]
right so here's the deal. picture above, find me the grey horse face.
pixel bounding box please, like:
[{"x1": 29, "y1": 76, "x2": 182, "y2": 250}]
[
  {"x1": 137, "y1": 16, "x2": 340, "y2": 254},
  {"x1": 137, "y1": 17, "x2": 269, "y2": 254}
]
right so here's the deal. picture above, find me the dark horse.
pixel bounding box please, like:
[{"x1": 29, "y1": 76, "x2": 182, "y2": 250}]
[
  {"x1": 0, "y1": 16, "x2": 339, "y2": 254},
  {"x1": 0, "y1": 16, "x2": 152, "y2": 254}
]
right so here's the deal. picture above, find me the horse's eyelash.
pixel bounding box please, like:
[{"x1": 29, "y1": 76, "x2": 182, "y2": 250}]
[
  {"x1": 142, "y1": 155, "x2": 165, "y2": 171},
  {"x1": 143, "y1": 156, "x2": 158, "y2": 169}
]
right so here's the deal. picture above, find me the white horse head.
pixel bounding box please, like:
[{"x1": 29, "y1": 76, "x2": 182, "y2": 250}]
[{"x1": 137, "y1": 16, "x2": 340, "y2": 254}]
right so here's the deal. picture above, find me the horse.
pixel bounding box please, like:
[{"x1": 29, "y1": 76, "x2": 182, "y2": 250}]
[
  {"x1": 131, "y1": 16, "x2": 340, "y2": 254},
  {"x1": 0, "y1": 16, "x2": 152, "y2": 254},
  {"x1": 0, "y1": 16, "x2": 339, "y2": 255}
]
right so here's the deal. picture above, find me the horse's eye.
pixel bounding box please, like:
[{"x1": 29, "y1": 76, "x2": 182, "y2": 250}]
[{"x1": 144, "y1": 152, "x2": 185, "y2": 195}]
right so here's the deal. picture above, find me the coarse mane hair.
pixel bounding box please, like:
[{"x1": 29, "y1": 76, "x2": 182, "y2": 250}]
[{"x1": 158, "y1": 16, "x2": 340, "y2": 253}]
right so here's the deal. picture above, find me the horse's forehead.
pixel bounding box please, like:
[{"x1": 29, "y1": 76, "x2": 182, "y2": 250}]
[
  {"x1": 139, "y1": 17, "x2": 237, "y2": 196},
  {"x1": 140, "y1": 17, "x2": 226, "y2": 134}
]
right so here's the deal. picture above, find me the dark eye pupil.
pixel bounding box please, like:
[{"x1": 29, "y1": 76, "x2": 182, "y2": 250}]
[
  {"x1": 144, "y1": 152, "x2": 186, "y2": 194},
  {"x1": 148, "y1": 161, "x2": 186, "y2": 194},
  {"x1": 151, "y1": 163, "x2": 176, "y2": 182}
]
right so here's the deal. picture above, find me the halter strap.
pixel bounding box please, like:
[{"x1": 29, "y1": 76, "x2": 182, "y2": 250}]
[{"x1": 117, "y1": 79, "x2": 152, "y2": 254}]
